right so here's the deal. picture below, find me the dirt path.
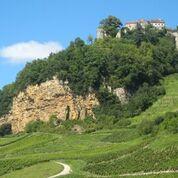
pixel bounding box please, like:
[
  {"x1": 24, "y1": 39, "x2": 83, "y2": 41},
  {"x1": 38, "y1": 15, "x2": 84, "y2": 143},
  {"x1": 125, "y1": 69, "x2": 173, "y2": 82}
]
[
  {"x1": 119, "y1": 170, "x2": 178, "y2": 177},
  {"x1": 48, "y1": 162, "x2": 72, "y2": 178},
  {"x1": 88, "y1": 170, "x2": 178, "y2": 178}
]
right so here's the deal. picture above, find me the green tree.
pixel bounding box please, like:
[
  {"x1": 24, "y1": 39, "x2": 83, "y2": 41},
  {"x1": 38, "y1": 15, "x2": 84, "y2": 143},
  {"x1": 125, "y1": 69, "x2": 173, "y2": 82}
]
[
  {"x1": 138, "y1": 119, "x2": 154, "y2": 135},
  {"x1": 99, "y1": 16, "x2": 122, "y2": 37},
  {"x1": 0, "y1": 123, "x2": 12, "y2": 136},
  {"x1": 87, "y1": 35, "x2": 94, "y2": 45}
]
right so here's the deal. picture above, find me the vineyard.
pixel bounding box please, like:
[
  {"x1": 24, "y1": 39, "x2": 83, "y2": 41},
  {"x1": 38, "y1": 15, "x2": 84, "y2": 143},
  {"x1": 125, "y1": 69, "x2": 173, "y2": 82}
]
[{"x1": 0, "y1": 75, "x2": 178, "y2": 177}]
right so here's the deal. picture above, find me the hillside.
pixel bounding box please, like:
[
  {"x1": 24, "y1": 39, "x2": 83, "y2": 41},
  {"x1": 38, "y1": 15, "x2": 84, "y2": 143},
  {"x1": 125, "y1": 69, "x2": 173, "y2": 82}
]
[
  {"x1": 1, "y1": 22, "x2": 178, "y2": 133},
  {"x1": 0, "y1": 74, "x2": 178, "y2": 177},
  {"x1": 133, "y1": 74, "x2": 178, "y2": 123}
]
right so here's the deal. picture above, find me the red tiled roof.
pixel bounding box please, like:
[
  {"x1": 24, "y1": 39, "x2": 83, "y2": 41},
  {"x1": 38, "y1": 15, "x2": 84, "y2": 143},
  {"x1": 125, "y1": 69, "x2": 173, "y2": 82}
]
[{"x1": 125, "y1": 21, "x2": 137, "y2": 25}]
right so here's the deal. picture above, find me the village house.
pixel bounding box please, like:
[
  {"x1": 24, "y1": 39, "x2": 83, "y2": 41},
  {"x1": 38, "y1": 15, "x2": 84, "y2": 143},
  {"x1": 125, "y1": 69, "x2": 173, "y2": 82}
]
[
  {"x1": 150, "y1": 19, "x2": 165, "y2": 30},
  {"x1": 125, "y1": 19, "x2": 165, "y2": 30},
  {"x1": 125, "y1": 21, "x2": 138, "y2": 30}
]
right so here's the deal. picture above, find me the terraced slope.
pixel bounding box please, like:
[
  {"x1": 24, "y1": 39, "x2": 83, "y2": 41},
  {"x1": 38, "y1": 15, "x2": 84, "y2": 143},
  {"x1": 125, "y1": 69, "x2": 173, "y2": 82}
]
[{"x1": 133, "y1": 74, "x2": 178, "y2": 124}]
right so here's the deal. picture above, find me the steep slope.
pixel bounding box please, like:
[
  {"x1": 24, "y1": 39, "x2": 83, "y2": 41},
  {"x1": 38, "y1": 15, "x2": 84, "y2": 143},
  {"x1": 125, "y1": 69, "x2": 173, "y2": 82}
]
[{"x1": 133, "y1": 73, "x2": 178, "y2": 124}]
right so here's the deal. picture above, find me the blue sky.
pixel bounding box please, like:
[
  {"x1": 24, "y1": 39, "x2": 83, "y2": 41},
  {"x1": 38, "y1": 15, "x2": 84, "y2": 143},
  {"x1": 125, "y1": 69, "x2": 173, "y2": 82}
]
[{"x1": 0, "y1": 0, "x2": 178, "y2": 89}]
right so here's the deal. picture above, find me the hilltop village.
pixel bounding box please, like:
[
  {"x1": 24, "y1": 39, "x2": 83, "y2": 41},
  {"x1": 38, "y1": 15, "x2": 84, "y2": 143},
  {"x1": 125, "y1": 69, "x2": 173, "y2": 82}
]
[{"x1": 97, "y1": 18, "x2": 178, "y2": 48}]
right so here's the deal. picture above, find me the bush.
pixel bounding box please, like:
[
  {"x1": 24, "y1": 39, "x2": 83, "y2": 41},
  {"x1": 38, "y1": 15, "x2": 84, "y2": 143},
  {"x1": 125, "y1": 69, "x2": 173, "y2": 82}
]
[
  {"x1": 138, "y1": 119, "x2": 154, "y2": 135},
  {"x1": 114, "y1": 119, "x2": 131, "y2": 128},
  {"x1": 154, "y1": 116, "x2": 165, "y2": 125},
  {"x1": 124, "y1": 84, "x2": 165, "y2": 118},
  {"x1": 0, "y1": 123, "x2": 12, "y2": 136},
  {"x1": 48, "y1": 115, "x2": 59, "y2": 128},
  {"x1": 160, "y1": 112, "x2": 178, "y2": 133},
  {"x1": 95, "y1": 87, "x2": 122, "y2": 118},
  {"x1": 25, "y1": 120, "x2": 46, "y2": 133},
  {"x1": 96, "y1": 115, "x2": 117, "y2": 129}
]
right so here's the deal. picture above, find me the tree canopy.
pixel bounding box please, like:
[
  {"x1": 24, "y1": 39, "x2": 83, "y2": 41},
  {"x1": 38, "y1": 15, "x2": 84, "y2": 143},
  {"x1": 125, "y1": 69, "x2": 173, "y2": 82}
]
[{"x1": 99, "y1": 16, "x2": 122, "y2": 37}]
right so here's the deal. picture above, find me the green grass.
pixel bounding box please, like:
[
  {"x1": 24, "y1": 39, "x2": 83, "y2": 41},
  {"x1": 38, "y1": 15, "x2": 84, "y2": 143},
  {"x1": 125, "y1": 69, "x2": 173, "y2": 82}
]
[
  {"x1": 101, "y1": 128, "x2": 139, "y2": 143},
  {"x1": 1, "y1": 161, "x2": 63, "y2": 178},
  {"x1": 0, "y1": 134, "x2": 28, "y2": 146},
  {"x1": 132, "y1": 74, "x2": 178, "y2": 124},
  {"x1": 0, "y1": 130, "x2": 178, "y2": 177},
  {"x1": 0, "y1": 132, "x2": 58, "y2": 155}
]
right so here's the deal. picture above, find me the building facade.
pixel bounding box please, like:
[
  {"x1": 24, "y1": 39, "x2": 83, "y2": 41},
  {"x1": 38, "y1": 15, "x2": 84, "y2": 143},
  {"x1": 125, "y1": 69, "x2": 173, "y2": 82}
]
[
  {"x1": 150, "y1": 19, "x2": 165, "y2": 30},
  {"x1": 125, "y1": 19, "x2": 165, "y2": 31},
  {"x1": 125, "y1": 21, "x2": 138, "y2": 30}
]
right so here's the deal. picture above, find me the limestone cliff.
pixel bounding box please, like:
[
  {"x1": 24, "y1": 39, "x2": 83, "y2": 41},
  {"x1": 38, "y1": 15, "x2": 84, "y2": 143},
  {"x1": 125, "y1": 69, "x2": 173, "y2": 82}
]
[{"x1": 1, "y1": 77, "x2": 99, "y2": 133}]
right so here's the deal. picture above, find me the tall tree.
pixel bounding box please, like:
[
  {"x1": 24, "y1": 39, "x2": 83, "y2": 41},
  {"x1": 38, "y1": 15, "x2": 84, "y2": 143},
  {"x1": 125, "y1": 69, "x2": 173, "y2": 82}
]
[{"x1": 99, "y1": 16, "x2": 122, "y2": 37}]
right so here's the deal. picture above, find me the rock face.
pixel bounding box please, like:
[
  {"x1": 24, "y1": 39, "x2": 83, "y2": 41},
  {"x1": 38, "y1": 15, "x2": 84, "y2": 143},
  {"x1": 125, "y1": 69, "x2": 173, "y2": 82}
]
[
  {"x1": 113, "y1": 88, "x2": 129, "y2": 104},
  {"x1": 173, "y1": 32, "x2": 178, "y2": 49},
  {"x1": 1, "y1": 77, "x2": 99, "y2": 133},
  {"x1": 168, "y1": 31, "x2": 178, "y2": 49},
  {"x1": 106, "y1": 85, "x2": 129, "y2": 104}
]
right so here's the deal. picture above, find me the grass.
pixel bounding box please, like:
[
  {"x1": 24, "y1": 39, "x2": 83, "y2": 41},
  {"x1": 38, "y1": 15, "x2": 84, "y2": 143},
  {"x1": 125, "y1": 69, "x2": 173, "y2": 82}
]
[
  {"x1": 101, "y1": 128, "x2": 139, "y2": 143},
  {"x1": 1, "y1": 161, "x2": 63, "y2": 178},
  {"x1": 0, "y1": 129, "x2": 178, "y2": 177},
  {"x1": 0, "y1": 134, "x2": 28, "y2": 146},
  {"x1": 132, "y1": 74, "x2": 178, "y2": 124}
]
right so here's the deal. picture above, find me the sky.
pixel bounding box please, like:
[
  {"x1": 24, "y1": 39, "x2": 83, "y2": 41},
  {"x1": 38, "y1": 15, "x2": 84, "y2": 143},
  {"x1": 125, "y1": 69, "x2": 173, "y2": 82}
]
[{"x1": 0, "y1": 0, "x2": 178, "y2": 89}]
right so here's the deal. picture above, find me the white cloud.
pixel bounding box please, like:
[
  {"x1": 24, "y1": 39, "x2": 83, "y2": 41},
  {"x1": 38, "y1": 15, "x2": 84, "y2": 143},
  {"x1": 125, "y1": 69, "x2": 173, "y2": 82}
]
[{"x1": 0, "y1": 41, "x2": 63, "y2": 63}]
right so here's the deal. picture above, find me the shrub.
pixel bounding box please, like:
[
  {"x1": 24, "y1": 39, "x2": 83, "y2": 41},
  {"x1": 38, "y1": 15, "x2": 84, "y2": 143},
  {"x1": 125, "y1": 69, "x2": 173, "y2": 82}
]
[
  {"x1": 138, "y1": 119, "x2": 154, "y2": 135},
  {"x1": 0, "y1": 123, "x2": 12, "y2": 136},
  {"x1": 160, "y1": 114, "x2": 178, "y2": 134},
  {"x1": 124, "y1": 84, "x2": 165, "y2": 118},
  {"x1": 25, "y1": 120, "x2": 46, "y2": 133},
  {"x1": 154, "y1": 116, "x2": 164, "y2": 125},
  {"x1": 114, "y1": 119, "x2": 131, "y2": 128},
  {"x1": 96, "y1": 115, "x2": 117, "y2": 129},
  {"x1": 48, "y1": 115, "x2": 59, "y2": 128}
]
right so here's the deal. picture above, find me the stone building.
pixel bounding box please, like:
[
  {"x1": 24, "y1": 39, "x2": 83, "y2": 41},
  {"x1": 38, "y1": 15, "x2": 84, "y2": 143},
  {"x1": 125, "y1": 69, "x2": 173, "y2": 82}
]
[
  {"x1": 150, "y1": 19, "x2": 165, "y2": 30},
  {"x1": 125, "y1": 21, "x2": 138, "y2": 30},
  {"x1": 125, "y1": 19, "x2": 165, "y2": 31}
]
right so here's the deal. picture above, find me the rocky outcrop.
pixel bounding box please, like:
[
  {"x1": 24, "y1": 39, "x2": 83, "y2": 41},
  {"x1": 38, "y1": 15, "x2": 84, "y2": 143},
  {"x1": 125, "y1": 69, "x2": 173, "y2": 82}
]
[
  {"x1": 167, "y1": 31, "x2": 178, "y2": 49},
  {"x1": 106, "y1": 85, "x2": 129, "y2": 104},
  {"x1": 113, "y1": 88, "x2": 129, "y2": 104},
  {"x1": 1, "y1": 77, "x2": 99, "y2": 133}
]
